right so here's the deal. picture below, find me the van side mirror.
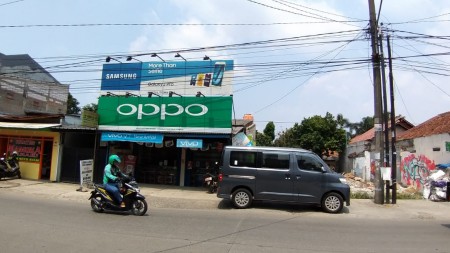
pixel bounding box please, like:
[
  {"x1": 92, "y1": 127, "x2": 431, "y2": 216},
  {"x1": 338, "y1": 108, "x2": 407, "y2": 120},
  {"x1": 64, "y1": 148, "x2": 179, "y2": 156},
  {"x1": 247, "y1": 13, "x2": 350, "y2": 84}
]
[{"x1": 321, "y1": 166, "x2": 327, "y2": 173}]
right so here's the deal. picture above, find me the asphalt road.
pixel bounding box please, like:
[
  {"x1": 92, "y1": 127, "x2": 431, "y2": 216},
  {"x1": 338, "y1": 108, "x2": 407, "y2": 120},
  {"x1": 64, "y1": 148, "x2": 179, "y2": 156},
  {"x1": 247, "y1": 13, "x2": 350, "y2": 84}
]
[{"x1": 0, "y1": 191, "x2": 449, "y2": 253}]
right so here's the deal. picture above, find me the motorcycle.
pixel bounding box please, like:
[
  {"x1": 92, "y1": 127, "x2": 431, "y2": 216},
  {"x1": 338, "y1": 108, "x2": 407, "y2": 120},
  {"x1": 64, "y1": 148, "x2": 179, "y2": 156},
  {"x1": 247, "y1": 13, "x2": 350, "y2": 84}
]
[
  {"x1": 204, "y1": 172, "x2": 218, "y2": 193},
  {"x1": 0, "y1": 152, "x2": 21, "y2": 180},
  {"x1": 89, "y1": 174, "x2": 148, "y2": 216}
]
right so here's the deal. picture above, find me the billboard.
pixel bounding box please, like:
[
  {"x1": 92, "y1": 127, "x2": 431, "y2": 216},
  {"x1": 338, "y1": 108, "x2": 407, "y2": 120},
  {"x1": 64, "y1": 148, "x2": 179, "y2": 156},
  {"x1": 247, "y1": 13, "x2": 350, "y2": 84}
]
[
  {"x1": 100, "y1": 60, "x2": 234, "y2": 96},
  {"x1": 97, "y1": 96, "x2": 232, "y2": 134}
]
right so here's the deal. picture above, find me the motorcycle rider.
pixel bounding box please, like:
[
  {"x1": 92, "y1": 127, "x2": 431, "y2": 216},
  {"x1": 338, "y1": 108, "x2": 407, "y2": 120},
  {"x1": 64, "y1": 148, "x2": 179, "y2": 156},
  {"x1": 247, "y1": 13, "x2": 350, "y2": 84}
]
[
  {"x1": 103, "y1": 154, "x2": 125, "y2": 208},
  {"x1": 7, "y1": 151, "x2": 19, "y2": 171}
]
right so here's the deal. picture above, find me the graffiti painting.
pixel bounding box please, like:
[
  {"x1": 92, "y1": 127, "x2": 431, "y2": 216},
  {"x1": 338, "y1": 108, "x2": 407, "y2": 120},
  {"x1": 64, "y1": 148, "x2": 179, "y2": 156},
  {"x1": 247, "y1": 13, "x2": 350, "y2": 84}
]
[{"x1": 400, "y1": 154, "x2": 436, "y2": 190}]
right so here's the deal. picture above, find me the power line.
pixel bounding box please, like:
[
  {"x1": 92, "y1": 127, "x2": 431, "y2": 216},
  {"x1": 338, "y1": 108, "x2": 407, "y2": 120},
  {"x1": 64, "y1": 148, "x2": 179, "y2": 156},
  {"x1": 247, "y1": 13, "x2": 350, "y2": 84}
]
[
  {"x1": 0, "y1": 21, "x2": 366, "y2": 29},
  {"x1": 0, "y1": 0, "x2": 24, "y2": 7}
]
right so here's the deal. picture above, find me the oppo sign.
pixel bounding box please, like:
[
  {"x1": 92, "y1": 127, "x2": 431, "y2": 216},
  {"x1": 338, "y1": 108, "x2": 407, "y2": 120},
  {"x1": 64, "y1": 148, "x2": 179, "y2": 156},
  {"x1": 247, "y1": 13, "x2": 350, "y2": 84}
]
[{"x1": 117, "y1": 103, "x2": 208, "y2": 120}]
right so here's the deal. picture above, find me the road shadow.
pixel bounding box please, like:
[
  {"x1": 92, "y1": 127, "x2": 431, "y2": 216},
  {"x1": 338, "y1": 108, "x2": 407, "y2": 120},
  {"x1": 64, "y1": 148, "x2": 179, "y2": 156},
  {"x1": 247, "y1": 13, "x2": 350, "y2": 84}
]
[{"x1": 218, "y1": 199, "x2": 350, "y2": 214}]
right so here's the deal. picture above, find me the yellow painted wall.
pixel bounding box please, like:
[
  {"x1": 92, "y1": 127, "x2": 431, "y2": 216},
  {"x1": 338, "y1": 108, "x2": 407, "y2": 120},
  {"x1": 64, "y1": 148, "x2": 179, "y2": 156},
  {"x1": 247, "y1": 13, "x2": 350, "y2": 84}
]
[{"x1": 1, "y1": 129, "x2": 60, "y2": 181}]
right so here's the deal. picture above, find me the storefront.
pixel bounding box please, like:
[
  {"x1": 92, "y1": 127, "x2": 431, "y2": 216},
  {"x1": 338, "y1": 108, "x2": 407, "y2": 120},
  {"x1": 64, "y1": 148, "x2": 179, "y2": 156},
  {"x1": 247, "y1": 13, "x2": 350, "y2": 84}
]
[
  {"x1": 97, "y1": 95, "x2": 232, "y2": 187},
  {"x1": 0, "y1": 122, "x2": 61, "y2": 181}
]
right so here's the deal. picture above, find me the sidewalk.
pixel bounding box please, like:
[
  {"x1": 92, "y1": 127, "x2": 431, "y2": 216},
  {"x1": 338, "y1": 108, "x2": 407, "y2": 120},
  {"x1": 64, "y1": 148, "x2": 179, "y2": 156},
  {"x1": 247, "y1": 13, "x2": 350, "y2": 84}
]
[{"x1": 1, "y1": 179, "x2": 449, "y2": 220}]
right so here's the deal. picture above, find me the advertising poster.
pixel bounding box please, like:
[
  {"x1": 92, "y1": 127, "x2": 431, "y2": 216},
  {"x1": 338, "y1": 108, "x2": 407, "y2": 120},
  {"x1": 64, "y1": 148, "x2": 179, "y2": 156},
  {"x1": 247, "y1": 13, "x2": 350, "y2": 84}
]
[
  {"x1": 7, "y1": 138, "x2": 41, "y2": 162},
  {"x1": 100, "y1": 60, "x2": 234, "y2": 96}
]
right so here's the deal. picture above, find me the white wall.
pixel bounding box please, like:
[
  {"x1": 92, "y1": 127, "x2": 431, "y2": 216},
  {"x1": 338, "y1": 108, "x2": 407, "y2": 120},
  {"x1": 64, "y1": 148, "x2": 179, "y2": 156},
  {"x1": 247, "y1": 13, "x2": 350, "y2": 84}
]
[{"x1": 414, "y1": 134, "x2": 450, "y2": 164}]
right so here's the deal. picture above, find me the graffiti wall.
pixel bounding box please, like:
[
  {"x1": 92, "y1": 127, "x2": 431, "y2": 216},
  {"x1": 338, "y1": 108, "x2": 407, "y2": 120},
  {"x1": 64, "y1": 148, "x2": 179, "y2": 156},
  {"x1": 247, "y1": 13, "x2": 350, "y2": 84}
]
[{"x1": 400, "y1": 153, "x2": 436, "y2": 190}]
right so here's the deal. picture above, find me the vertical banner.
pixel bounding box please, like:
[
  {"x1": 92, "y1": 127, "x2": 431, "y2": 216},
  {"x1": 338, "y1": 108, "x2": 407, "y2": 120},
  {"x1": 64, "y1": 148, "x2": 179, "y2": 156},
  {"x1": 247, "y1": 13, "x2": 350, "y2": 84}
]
[{"x1": 79, "y1": 159, "x2": 94, "y2": 190}]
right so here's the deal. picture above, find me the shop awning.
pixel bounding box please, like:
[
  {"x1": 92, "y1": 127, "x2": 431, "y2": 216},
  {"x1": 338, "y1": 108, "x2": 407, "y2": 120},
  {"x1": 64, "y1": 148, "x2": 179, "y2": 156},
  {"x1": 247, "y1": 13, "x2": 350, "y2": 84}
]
[{"x1": 0, "y1": 122, "x2": 61, "y2": 129}]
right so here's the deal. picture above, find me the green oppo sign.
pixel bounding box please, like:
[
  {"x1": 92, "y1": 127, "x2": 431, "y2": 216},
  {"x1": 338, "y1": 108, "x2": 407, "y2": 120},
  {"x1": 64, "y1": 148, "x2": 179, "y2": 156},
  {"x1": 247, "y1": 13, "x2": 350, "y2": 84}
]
[{"x1": 98, "y1": 96, "x2": 232, "y2": 133}]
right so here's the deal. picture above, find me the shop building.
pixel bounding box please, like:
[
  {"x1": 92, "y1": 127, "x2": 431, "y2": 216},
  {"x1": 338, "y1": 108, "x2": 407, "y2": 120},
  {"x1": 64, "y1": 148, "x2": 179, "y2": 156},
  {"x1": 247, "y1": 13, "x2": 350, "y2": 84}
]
[
  {"x1": 96, "y1": 95, "x2": 233, "y2": 187},
  {"x1": 95, "y1": 58, "x2": 236, "y2": 187},
  {"x1": 0, "y1": 53, "x2": 69, "y2": 181}
]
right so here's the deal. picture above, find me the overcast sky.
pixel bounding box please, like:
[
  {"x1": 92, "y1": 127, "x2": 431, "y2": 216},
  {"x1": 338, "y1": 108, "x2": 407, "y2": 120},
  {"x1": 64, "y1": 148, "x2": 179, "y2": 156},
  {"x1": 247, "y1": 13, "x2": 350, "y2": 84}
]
[{"x1": 1, "y1": 0, "x2": 449, "y2": 133}]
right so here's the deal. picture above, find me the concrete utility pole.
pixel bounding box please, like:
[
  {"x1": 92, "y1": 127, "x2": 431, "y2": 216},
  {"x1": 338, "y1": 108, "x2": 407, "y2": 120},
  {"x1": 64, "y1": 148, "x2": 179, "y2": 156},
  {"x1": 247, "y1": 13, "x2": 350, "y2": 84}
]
[{"x1": 368, "y1": 0, "x2": 384, "y2": 204}]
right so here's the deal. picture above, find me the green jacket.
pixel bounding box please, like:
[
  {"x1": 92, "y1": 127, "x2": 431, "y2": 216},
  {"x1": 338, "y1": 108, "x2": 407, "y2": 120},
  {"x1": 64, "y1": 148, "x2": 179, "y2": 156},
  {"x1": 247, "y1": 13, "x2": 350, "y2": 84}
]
[{"x1": 103, "y1": 164, "x2": 119, "y2": 184}]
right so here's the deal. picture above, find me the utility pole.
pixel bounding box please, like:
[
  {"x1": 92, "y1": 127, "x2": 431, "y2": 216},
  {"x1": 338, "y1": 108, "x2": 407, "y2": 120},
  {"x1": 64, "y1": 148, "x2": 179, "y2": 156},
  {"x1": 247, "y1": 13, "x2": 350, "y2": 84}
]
[
  {"x1": 379, "y1": 30, "x2": 391, "y2": 203},
  {"x1": 368, "y1": 0, "x2": 384, "y2": 204},
  {"x1": 387, "y1": 35, "x2": 397, "y2": 204}
]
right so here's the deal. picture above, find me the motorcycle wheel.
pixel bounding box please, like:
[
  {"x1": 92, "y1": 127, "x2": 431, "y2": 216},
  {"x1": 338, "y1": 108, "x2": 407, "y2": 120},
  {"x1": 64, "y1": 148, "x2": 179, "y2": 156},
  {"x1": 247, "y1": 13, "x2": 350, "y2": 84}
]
[
  {"x1": 17, "y1": 172, "x2": 21, "y2": 179},
  {"x1": 90, "y1": 196, "x2": 104, "y2": 213},
  {"x1": 131, "y1": 199, "x2": 148, "y2": 216},
  {"x1": 208, "y1": 185, "x2": 214, "y2": 193}
]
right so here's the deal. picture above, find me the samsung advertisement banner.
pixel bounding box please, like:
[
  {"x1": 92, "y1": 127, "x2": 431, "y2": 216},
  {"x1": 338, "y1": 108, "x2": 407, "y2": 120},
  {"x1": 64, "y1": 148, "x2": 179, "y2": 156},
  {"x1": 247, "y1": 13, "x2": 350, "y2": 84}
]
[{"x1": 101, "y1": 60, "x2": 234, "y2": 96}]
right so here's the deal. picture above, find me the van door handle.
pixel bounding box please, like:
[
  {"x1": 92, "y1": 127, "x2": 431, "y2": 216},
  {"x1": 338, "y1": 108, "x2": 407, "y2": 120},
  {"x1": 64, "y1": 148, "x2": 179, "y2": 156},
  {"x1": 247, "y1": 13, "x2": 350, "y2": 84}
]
[
  {"x1": 296, "y1": 175, "x2": 301, "y2": 180},
  {"x1": 285, "y1": 174, "x2": 291, "y2": 180}
]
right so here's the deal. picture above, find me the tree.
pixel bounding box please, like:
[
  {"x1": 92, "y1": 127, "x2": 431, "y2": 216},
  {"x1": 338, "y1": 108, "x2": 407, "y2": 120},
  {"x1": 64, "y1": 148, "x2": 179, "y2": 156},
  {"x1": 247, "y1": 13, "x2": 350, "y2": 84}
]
[
  {"x1": 82, "y1": 103, "x2": 98, "y2": 112},
  {"x1": 256, "y1": 121, "x2": 276, "y2": 146},
  {"x1": 273, "y1": 124, "x2": 300, "y2": 147},
  {"x1": 273, "y1": 112, "x2": 346, "y2": 157},
  {"x1": 66, "y1": 93, "x2": 81, "y2": 114},
  {"x1": 353, "y1": 116, "x2": 374, "y2": 136},
  {"x1": 263, "y1": 121, "x2": 275, "y2": 141}
]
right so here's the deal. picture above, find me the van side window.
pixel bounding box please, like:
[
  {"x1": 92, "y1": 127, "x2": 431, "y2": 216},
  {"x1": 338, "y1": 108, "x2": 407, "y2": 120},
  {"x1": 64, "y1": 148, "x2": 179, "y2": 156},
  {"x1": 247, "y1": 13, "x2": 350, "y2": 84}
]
[
  {"x1": 230, "y1": 151, "x2": 257, "y2": 168},
  {"x1": 296, "y1": 154, "x2": 323, "y2": 172},
  {"x1": 262, "y1": 152, "x2": 290, "y2": 170}
]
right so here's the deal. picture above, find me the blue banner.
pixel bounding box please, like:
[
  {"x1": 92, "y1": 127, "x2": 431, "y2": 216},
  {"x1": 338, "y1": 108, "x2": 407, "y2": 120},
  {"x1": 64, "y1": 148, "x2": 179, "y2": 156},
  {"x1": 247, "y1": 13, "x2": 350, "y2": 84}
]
[
  {"x1": 176, "y1": 139, "x2": 203, "y2": 148},
  {"x1": 101, "y1": 132, "x2": 163, "y2": 143},
  {"x1": 141, "y1": 60, "x2": 234, "y2": 85},
  {"x1": 101, "y1": 63, "x2": 142, "y2": 90}
]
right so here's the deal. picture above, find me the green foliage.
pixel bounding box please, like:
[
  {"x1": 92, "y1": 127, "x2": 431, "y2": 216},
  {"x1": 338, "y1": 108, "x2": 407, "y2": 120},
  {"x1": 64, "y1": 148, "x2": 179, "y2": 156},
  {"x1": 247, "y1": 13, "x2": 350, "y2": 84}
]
[
  {"x1": 66, "y1": 93, "x2": 81, "y2": 115},
  {"x1": 82, "y1": 103, "x2": 98, "y2": 112},
  {"x1": 274, "y1": 112, "x2": 346, "y2": 157},
  {"x1": 350, "y1": 190, "x2": 423, "y2": 199},
  {"x1": 351, "y1": 116, "x2": 374, "y2": 137},
  {"x1": 256, "y1": 121, "x2": 276, "y2": 146},
  {"x1": 263, "y1": 121, "x2": 275, "y2": 141},
  {"x1": 351, "y1": 191, "x2": 373, "y2": 199}
]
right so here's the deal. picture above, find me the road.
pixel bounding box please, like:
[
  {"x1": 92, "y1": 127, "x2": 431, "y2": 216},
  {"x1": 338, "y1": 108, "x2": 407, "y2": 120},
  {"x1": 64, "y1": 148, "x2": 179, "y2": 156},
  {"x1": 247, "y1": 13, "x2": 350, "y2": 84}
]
[{"x1": 0, "y1": 191, "x2": 449, "y2": 253}]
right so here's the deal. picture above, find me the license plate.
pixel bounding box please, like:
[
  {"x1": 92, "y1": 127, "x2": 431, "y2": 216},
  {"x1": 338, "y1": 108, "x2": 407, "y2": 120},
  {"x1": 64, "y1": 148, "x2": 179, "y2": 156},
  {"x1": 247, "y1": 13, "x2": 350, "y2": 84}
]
[{"x1": 205, "y1": 177, "x2": 212, "y2": 181}]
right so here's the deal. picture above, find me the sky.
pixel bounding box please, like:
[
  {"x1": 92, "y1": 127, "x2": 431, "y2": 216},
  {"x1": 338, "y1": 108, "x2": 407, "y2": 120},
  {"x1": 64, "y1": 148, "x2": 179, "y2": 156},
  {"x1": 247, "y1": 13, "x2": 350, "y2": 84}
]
[{"x1": 1, "y1": 0, "x2": 450, "y2": 134}]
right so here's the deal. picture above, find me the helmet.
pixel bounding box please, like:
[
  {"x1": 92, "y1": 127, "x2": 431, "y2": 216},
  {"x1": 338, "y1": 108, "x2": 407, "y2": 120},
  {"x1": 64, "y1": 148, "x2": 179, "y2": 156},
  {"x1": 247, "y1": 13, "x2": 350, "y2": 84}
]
[
  {"x1": 108, "y1": 155, "x2": 121, "y2": 165},
  {"x1": 12, "y1": 151, "x2": 18, "y2": 157}
]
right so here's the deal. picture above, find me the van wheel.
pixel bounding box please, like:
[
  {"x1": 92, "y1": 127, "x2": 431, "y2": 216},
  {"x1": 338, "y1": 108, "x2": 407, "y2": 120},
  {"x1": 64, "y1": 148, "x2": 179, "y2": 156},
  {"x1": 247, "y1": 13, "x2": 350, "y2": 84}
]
[
  {"x1": 322, "y1": 192, "x2": 344, "y2": 213},
  {"x1": 232, "y1": 189, "x2": 252, "y2": 209}
]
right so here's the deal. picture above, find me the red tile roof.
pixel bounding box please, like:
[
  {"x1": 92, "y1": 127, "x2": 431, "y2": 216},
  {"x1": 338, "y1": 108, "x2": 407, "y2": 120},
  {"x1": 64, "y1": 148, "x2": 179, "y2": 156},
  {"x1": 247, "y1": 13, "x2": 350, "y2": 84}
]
[
  {"x1": 349, "y1": 128, "x2": 374, "y2": 144},
  {"x1": 397, "y1": 111, "x2": 450, "y2": 140},
  {"x1": 349, "y1": 116, "x2": 414, "y2": 144}
]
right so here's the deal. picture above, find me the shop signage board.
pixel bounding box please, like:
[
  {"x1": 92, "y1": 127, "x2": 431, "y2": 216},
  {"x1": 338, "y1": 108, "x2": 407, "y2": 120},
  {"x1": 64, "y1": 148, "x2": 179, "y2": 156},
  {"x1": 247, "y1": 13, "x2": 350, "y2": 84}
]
[
  {"x1": 7, "y1": 138, "x2": 41, "y2": 162},
  {"x1": 79, "y1": 159, "x2": 94, "y2": 190},
  {"x1": 176, "y1": 139, "x2": 203, "y2": 148},
  {"x1": 100, "y1": 60, "x2": 234, "y2": 96},
  {"x1": 97, "y1": 96, "x2": 232, "y2": 134},
  {"x1": 81, "y1": 110, "x2": 99, "y2": 128},
  {"x1": 100, "y1": 132, "x2": 163, "y2": 143},
  {"x1": 101, "y1": 63, "x2": 142, "y2": 90}
]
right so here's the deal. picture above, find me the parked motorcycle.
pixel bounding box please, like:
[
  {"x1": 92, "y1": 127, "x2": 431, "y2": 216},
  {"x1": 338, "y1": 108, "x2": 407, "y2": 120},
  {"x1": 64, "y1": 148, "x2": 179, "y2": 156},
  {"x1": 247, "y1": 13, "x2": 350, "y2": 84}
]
[
  {"x1": 204, "y1": 172, "x2": 218, "y2": 193},
  {"x1": 89, "y1": 174, "x2": 148, "y2": 216},
  {"x1": 204, "y1": 161, "x2": 220, "y2": 193},
  {"x1": 0, "y1": 152, "x2": 21, "y2": 180}
]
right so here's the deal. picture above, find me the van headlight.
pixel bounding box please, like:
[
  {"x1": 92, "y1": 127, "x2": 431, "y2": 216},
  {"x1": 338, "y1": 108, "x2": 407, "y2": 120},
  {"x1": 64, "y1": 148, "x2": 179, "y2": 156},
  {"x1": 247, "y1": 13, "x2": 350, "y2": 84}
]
[{"x1": 339, "y1": 178, "x2": 348, "y2": 184}]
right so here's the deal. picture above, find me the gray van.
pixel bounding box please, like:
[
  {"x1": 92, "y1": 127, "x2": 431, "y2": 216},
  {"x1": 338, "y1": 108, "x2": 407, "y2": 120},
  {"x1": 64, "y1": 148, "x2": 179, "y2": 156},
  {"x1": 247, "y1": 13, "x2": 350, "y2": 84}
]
[{"x1": 216, "y1": 146, "x2": 350, "y2": 213}]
